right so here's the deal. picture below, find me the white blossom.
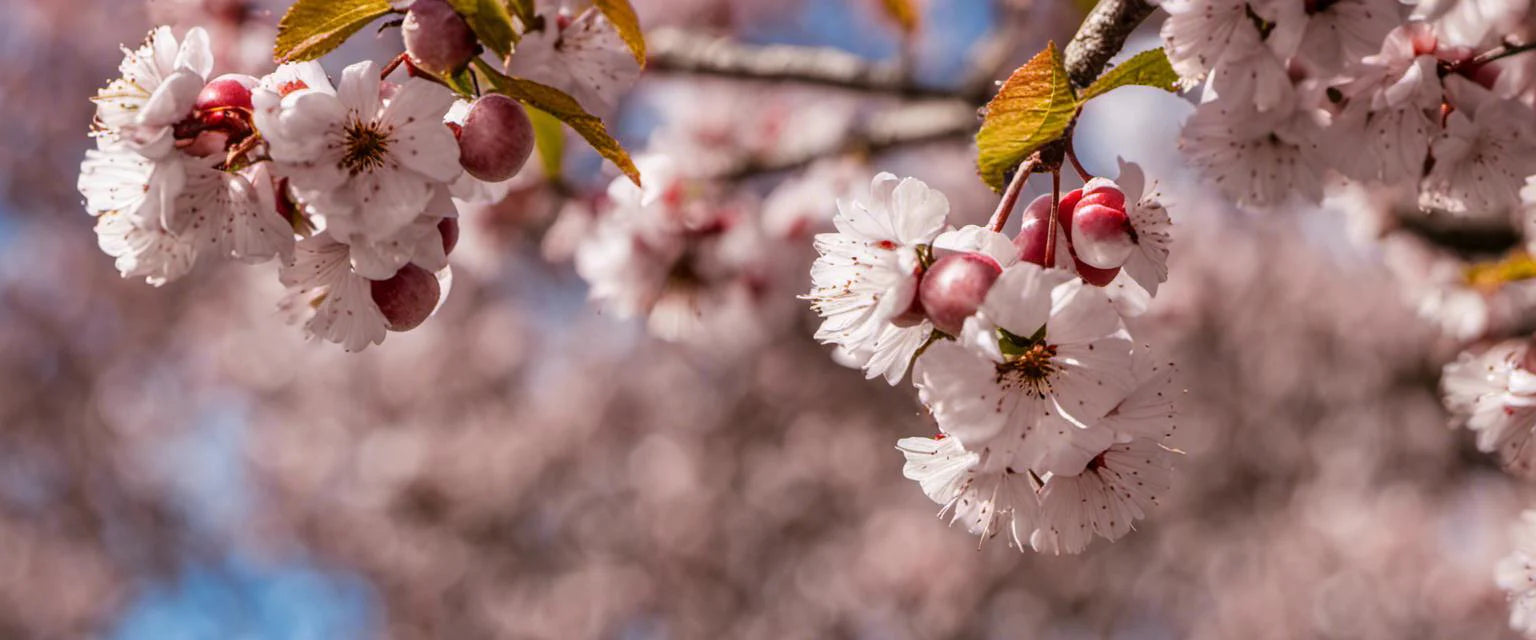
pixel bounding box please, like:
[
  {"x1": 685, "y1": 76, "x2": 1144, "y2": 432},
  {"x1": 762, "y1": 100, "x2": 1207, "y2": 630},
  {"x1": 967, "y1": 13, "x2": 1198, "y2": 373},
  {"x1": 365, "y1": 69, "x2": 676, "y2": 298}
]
[
  {"x1": 1499, "y1": 509, "x2": 1536, "y2": 638},
  {"x1": 916, "y1": 264, "x2": 1135, "y2": 476},
  {"x1": 1180, "y1": 100, "x2": 1326, "y2": 208},
  {"x1": 92, "y1": 26, "x2": 212, "y2": 158},
  {"x1": 1441, "y1": 339, "x2": 1536, "y2": 476},
  {"x1": 1030, "y1": 438, "x2": 1175, "y2": 554},
  {"x1": 897, "y1": 434, "x2": 1040, "y2": 549},
  {"x1": 278, "y1": 234, "x2": 392, "y2": 352},
  {"x1": 504, "y1": 9, "x2": 639, "y2": 116},
  {"x1": 253, "y1": 60, "x2": 462, "y2": 251},
  {"x1": 1420, "y1": 76, "x2": 1536, "y2": 216},
  {"x1": 806, "y1": 173, "x2": 948, "y2": 384}
]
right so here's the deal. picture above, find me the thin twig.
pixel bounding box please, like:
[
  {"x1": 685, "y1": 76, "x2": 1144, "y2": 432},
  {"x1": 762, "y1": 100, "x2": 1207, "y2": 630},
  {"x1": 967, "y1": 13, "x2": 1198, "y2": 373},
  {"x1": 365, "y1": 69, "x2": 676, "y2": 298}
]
[
  {"x1": 1066, "y1": 147, "x2": 1092, "y2": 181},
  {"x1": 645, "y1": 28, "x2": 971, "y2": 100},
  {"x1": 1044, "y1": 170, "x2": 1062, "y2": 266},
  {"x1": 1061, "y1": 0, "x2": 1158, "y2": 89},
  {"x1": 989, "y1": 157, "x2": 1039, "y2": 232}
]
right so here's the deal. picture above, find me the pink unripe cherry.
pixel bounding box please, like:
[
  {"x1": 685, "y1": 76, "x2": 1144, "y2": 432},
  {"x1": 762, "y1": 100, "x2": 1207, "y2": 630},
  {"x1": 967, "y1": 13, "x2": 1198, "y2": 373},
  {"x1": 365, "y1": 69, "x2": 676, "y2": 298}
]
[
  {"x1": 919, "y1": 252, "x2": 1003, "y2": 335},
  {"x1": 370, "y1": 263, "x2": 441, "y2": 331},
  {"x1": 1013, "y1": 193, "x2": 1055, "y2": 266},
  {"x1": 402, "y1": 0, "x2": 477, "y2": 74},
  {"x1": 1055, "y1": 188, "x2": 1121, "y2": 287},
  {"x1": 195, "y1": 74, "x2": 255, "y2": 112},
  {"x1": 458, "y1": 94, "x2": 535, "y2": 182},
  {"x1": 1071, "y1": 182, "x2": 1134, "y2": 270}
]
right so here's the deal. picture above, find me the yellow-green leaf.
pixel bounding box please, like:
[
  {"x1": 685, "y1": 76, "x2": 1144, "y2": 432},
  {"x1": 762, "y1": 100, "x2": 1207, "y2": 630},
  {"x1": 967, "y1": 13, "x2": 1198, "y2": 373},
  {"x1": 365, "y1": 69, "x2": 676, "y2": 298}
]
[
  {"x1": 594, "y1": 0, "x2": 646, "y2": 67},
  {"x1": 975, "y1": 42, "x2": 1076, "y2": 191},
  {"x1": 1078, "y1": 48, "x2": 1181, "y2": 102},
  {"x1": 879, "y1": 0, "x2": 920, "y2": 34},
  {"x1": 474, "y1": 60, "x2": 640, "y2": 185},
  {"x1": 448, "y1": 0, "x2": 520, "y2": 60},
  {"x1": 528, "y1": 107, "x2": 566, "y2": 181},
  {"x1": 274, "y1": 0, "x2": 392, "y2": 63}
]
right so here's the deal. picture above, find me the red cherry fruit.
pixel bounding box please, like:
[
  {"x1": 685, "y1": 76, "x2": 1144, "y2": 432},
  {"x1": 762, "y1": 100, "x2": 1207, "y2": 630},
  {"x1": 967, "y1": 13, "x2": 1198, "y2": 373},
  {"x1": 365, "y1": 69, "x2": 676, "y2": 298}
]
[
  {"x1": 370, "y1": 264, "x2": 442, "y2": 331},
  {"x1": 402, "y1": 0, "x2": 477, "y2": 74},
  {"x1": 1013, "y1": 193, "x2": 1055, "y2": 266},
  {"x1": 1071, "y1": 182, "x2": 1134, "y2": 270},
  {"x1": 919, "y1": 252, "x2": 1004, "y2": 335},
  {"x1": 458, "y1": 94, "x2": 535, "y2": 182},
  {"x1": 195, "y1": 74, "x2": 255, "y2": 112},
  {"x1": 1055, "y1": 188, "x2": 1121, "y2": 286}
]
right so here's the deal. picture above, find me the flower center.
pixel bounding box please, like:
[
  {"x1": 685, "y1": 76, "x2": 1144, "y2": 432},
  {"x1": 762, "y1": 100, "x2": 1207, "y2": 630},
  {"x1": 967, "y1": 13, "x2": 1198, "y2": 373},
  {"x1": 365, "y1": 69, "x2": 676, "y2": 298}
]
[
  {"x1": 340, "y1": 119, "x2": 391, "y2": 176},
  {"x1": 995, "y1": 338, "x2": 1058, "y2": 398},
  {"x1": 1002, "y1": 342, "x2": 1058, "y2": 380}
]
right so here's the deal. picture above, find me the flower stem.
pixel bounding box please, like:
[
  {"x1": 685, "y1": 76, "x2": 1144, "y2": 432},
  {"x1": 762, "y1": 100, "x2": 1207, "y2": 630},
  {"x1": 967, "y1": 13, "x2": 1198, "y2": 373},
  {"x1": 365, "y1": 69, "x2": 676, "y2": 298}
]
[
  {"x1": 988, "y1": 157, "x2": 1038, "y2": 233},
  {"x1": 1067, "y1": 147, "x2": 1091, "y2": 182},
  {"x1": 1043, "y1": 170, "x2": 1061, "y2": 267},
  {"x1": 1470, "y1": 40, "x2": 1536, "y2": 67}
]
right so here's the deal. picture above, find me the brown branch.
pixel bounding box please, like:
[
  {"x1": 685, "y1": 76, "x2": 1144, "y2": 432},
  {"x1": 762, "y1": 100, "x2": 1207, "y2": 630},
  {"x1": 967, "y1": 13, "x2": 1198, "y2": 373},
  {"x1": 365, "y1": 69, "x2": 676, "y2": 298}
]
[
  {"x1": 646, "y1": 28, "x2": 967, "y2": 100},
  {"x1": 1061, "y1": 0, "x2": 1158, "y2": 89},
  {"x1": 711, "y1": 102, "x2": 977, "y2": 180},
  {"x1": 691, "y1": 0, "x2": 1161, "y2": 181}
]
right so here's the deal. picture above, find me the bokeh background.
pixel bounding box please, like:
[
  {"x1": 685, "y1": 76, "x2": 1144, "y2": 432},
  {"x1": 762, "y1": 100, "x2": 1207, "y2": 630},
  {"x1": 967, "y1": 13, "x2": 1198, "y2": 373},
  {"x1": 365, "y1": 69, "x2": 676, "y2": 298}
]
[{"x1": 1, "y1": 0, "x2": 1531, "y2": 638}]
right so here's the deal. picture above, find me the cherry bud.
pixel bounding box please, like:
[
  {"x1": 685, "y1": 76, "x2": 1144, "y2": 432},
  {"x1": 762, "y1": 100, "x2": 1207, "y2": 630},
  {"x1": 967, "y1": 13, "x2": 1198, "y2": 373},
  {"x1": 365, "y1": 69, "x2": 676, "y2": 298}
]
[
  {"x1": 402, "y1": 0, "x2": 477, "y2": 74},
  {"x1": 1071, "y1": 182, "x2": 1133, "y2": 269},
  {"x1": 195, "y1": 74, "x2": 255, "y2": 112},
  {"x1": 919, "y1": 252, "x2": 1003, "y2": 335},
  {"x1": 370, "y1": 263, "x2": 441, "y2": 331},
  {"x1": 1055, "y1": 188, "x2": 1121, "y2": 286},
  {"x1": 458, "y1": 94, "x2": 535, "y2": 182},
  {"x1": 1013, "y1": 193, "x2": 1054, "y2": 266}
]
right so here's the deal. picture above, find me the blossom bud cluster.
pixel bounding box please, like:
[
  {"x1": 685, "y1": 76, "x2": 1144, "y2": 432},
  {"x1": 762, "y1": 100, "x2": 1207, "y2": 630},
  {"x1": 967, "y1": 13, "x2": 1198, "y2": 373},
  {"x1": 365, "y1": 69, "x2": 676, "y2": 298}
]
[
  {"x1": 1162, "y1": 0, "x2": 1536, "y2": 216},
  {"x1": 77, "y1": 4, "x2": 639, "y2": 350},
  {"x1": 805, "y1": 165, "x2": 1179, "y2": 553}
]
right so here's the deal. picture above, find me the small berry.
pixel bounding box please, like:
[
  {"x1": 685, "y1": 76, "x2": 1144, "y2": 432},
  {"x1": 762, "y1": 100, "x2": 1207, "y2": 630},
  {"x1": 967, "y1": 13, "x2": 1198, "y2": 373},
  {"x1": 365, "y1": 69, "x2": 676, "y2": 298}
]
[
  {"x1": 458, "y1": 94, "x2": 535, "y2": 182},
  {"x1": 1013, "y1": 193, "x2": 1055, "y2": 266},
  {"x1": 1071, "y1": 181, "x2": 1134, "y2": 269},
  {"x1": 195, "y1": 74, "x2": 255, "y2": 112},
  {"x1": 1055, "y1": 188, "x2": 1121, "y2": 286},
  {"x1": 370, "y1": 264, "x2": 441, "y2": 331},
  {"x1": 919, "y1": 252, "x2": 1003, "y2": 335},
  {"x1": 402, "y1": 0, "x2": 477, "y2": 75}
]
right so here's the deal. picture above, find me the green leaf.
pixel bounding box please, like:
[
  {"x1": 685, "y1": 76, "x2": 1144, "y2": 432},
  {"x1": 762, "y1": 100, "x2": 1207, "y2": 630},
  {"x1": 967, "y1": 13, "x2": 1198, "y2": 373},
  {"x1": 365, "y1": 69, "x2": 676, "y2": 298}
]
[
  {"x1": 473, "y1": 60, "x2": 640, "y2": 185},
  {"x1": 274, "y1": 0, "x2": 393, "y2": 63},
  {"x1": 594, "y1": 0, "x2": 647, "y2": 67},
  {"x1": 528, "y1": 107, "x2": 566, "y2": 181},
  {"x1": 878, "y1": 0, "x2": 920, "y2": 34},
  {"x1": 442, "y1": 66, "x2": 478, "y2": 98},
  {"x1": 507, "y1": 0, "x2": 535, "y2": 24},
  {"x1": 1077, "y1": 48, "x2": 1181, "y2": 102},
  {"x1": 975, "y1": 42, "x2": 1076, "y2": 191},
  {"x1": 447, "y1": 0, "x2": 520, "y2": 60}
]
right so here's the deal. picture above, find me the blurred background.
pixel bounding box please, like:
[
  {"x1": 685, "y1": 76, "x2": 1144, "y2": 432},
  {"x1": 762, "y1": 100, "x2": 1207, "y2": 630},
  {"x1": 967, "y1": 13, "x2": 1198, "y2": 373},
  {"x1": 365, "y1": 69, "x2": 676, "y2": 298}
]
[{"x1": 1, "y1": 0, "x2": 1531, "y2": 638}]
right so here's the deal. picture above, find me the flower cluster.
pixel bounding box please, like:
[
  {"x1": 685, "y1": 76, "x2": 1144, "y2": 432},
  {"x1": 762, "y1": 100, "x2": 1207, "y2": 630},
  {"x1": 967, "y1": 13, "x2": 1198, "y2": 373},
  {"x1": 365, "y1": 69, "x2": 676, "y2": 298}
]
[
  {"x1": 77, "y1": 1, "x2": 639, "y2": 351},
  {"x1": 1162, "y1": 0, "x2": 1536, "y2": 216},
  {"x1": 807, "y1": 164, "x2": 1179, "y2": 554}
]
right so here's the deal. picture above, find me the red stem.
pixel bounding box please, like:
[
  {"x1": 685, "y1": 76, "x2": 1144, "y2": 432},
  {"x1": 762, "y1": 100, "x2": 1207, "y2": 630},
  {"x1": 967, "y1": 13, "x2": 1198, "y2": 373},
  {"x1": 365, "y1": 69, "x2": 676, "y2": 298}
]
[
  {"x1": 1043, "y1": 170, "x2": 1061, "y2": 267},
  {"x1": 1067, "y1": 147, "x2": 1091, "y2": 182},
  {"x1": 988, "y1": 158, "x2": 1037, "y2": 233}
]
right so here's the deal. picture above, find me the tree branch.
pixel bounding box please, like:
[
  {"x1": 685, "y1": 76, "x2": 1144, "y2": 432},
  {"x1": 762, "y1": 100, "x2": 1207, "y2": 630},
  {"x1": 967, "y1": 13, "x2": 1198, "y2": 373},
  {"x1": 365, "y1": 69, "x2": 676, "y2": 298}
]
[
  {"x1": 646, "y1": 28, "x2": 965, "y2": 100},
  {"x1": 1061, "y1": 0, "x2": 1158, "y2": 89},
  {"x1": 690, "y1": 0, "x2": 1161, "y2": 180},
  {"x1": 711, "y1": 102, "x2": 977, "y2": 180}
]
